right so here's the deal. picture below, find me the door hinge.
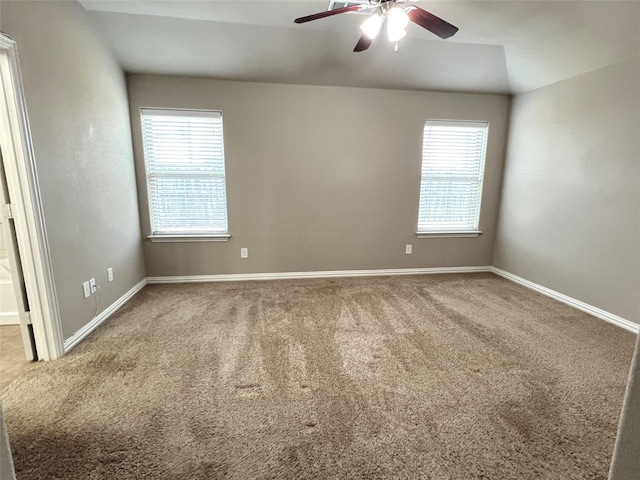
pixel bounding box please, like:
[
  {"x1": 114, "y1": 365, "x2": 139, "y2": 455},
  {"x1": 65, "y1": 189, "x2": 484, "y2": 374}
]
[
  {"x1": 21, "y1": 311, "x2": 32, "y2": 325},
  {"x1": 1, "y1": 203, "x2": 13, "y2": 220}
]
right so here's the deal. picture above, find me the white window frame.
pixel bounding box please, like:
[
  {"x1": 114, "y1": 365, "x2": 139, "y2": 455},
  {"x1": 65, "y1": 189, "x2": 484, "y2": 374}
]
[
  {"x1": 416, "y1": 120, "x2": 489, "y2": 238},
  {"x1": 140, "y1": 108, "x2": 230, "y2": 242}
]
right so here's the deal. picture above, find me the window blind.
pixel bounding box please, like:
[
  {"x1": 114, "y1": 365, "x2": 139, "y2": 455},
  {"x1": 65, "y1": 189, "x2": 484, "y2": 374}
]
[
  {"x1": 417, "y1": 120, "x2": 489, "y2": 233},
  {"x1": 141, "y1": 108, "x2": 228, "y2": 235}
]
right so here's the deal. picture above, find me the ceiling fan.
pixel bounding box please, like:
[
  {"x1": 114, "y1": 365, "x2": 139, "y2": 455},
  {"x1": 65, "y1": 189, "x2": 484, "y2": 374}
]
[{"x1": 294, "y1": 0, "x2": 459, "y2": 52}]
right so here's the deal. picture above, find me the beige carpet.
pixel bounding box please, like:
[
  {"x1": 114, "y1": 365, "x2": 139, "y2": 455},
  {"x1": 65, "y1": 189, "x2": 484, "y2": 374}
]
[
  {"x1": 0, "y1": 325, "x2": 37, "y2": 391},
  {"x1": 1, "y1": 273, "x2": 636, "y2": 479}
]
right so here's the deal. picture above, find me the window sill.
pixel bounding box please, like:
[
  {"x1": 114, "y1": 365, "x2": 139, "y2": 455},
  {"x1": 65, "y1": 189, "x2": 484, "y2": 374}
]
[
  {"x1": 416, "y1": 231, "x2": 482, "y2": 239},
  {"x1": 148, "y1": 234, "x2": 231, "y2": 243}
]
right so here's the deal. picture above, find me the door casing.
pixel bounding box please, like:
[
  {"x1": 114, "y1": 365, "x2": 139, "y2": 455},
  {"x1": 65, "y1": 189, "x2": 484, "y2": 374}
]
[{"x1": 0, "y1": 34, "x2": 64, "y2": 361}]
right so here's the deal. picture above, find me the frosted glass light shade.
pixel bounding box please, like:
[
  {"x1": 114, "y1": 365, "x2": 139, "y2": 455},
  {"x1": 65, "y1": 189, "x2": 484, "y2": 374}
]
[
  {"x1": 388, "y1": 26, "x2": 407, "y2": 41},
  {"x1": 360, "y1": 14, "x2": 383, "y2": 39},
  {"x1": 387, "y1": 7, "x2": 409, "y2": 41},
  {"x1": 388, "y1": 7, "x2": 409, "y2": 29}
]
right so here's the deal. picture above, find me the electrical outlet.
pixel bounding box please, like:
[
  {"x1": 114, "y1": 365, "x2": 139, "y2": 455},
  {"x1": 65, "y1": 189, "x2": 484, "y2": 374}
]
[
  {"x1": 82, "y1": 281, "x2": 91, "y2": 299},
  {"x1": 405, "y1": 244, "x2": 412, "y2": 254},
  {"x1": 89, "y1": 278, "x2": 97, "y2": 294},
  {"x1": 241, "y1": 248, "x2": 248, "y2": 259},
  {"x1": 107, "y1": 267, "x2": 113, "y2": 282}
]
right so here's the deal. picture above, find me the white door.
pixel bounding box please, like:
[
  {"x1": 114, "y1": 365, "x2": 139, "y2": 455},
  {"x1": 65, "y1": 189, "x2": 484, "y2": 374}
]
[{"x1": 0, "y1": 150, "x2": 36, "y2": 361}]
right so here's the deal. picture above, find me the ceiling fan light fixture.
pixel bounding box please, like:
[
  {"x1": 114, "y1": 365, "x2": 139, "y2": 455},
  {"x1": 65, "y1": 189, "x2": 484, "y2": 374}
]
[
  {"x1": 360, "y1": 13, "x2": 383, "y2": 39},
  {"x1": 388, "y1": 6, "x2": 409, "y2": 28},
  {"x1": 387, "y1": 6, "x2": 409, "y2": 41},
  {"x1": 388, "y1": 26, "x2": 406, "y2": 42}
]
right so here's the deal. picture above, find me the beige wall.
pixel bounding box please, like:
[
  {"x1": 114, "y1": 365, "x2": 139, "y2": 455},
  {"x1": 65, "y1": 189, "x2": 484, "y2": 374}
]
[
  {"x1": 1, "y1": 1, "x2": 146, "y2": 338},
  {"x1": 127, "y1": 75, "x2": 510, "y2": 277},
  {"x1": 493, "y1": 57, "x2": 640, "y2": 323}
]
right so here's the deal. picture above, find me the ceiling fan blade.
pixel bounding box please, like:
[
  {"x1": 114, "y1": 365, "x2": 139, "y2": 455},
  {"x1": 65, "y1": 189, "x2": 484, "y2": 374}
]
[
  {"x1": 354, "y1": 34, "x2": 374, "y2": 52},
  {"x1": 295, "y1": 5, "x2": 366, "y2": 24},
  {"x1": 406, "y1": 6, "x2": 459, "y2": 39}
]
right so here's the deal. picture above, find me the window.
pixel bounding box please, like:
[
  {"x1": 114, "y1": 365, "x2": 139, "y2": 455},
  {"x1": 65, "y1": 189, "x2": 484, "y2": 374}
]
[
  {"x1": 141, "y1": 108, "x2": 229, "y2": 239},
  {"x1": 417, "y1": 120, "x2": 489, "y2": 236}
]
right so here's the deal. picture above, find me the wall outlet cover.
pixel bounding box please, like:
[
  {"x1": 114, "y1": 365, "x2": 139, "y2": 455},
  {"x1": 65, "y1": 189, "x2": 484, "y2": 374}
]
[
  {"x1": 405, "y1": 244, "x2": 412, "y2": 254},
  {"x1": 241, "y1": 248, "x2": 248, "y2": 258},
  {"x1": 107, "y1": 267, "x2": 114, "y2": 282},
  {"x1": 82, "y1": 281, "x2": 91, "y2": 298}
]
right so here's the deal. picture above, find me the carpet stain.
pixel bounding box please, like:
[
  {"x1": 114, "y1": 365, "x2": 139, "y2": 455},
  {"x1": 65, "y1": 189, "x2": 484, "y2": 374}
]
[{"x1": 1, "y1": 273, "x2": 636, "y2": 479}]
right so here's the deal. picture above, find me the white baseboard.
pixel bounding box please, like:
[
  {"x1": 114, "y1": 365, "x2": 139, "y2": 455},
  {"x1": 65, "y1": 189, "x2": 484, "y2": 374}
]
[
  {"x1": 0, "y1": 312, "x2": 19, "y2": 325},
  {"x1": 146, "y1": 266, "x2": 493, "y2": 284},
  {"x1": 491, "y1": 267, "x2": 639, "y2": 334},
  {"x1": 63, "y1": 278, "x2": 148, "y2": 353}
]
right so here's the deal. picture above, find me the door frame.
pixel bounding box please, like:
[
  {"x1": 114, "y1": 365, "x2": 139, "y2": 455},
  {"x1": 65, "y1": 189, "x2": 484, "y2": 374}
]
[
  {"x1": 0, "y1": 34, "x2": 64, "y2": 361},
  {"x1": 0, "y1": 159, "x2": 36, "y2": 361}
]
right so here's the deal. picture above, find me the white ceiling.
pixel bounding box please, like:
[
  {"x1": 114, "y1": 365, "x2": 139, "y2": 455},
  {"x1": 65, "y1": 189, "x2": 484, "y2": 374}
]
[{"x1": 80, "y1": 0, "x2": 640, "y2": 94}]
